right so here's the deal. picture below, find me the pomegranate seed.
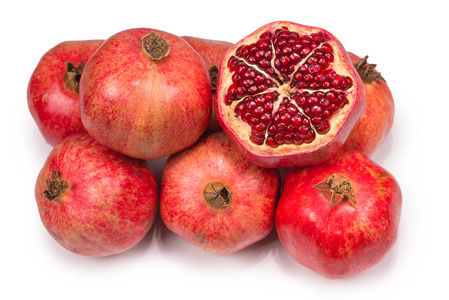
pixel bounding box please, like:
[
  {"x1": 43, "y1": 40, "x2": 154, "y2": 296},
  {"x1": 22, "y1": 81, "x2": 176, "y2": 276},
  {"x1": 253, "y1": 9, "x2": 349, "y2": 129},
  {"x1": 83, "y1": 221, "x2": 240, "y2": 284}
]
[
  {"x1": 252, "y1": 131, "x2": 266, "y2": 139},
  {"x1": 277, "y1": 123, "x2": 287, "y2": 133},
  {"x1": 253, "y1": 123, "x2": 267, "y2": 132},
  {"x1": 260, "y1": 31, "x2": 272, "y2": 40},
  {"x1": 242, "y1": 112, "x2": 251, "y2": 122},
  {"x1": 258, "y1": 59, "x2": 270, "y2": 69},
  {"x1": 249, "y1": 117, "x2": 259, "y2": 126},
  {"x1": 309, "y1": 63, "x2": 321, "y2": 74},
  {"x1": 325, "y1": 52, "x2": 334, "y2": 62},
  {"x1": 304, "y1": 130, "x2": 316, "y2": 143},
  {"x1": 293, "y1": 134, "x2": 304, "y2": 145},
  {"x1": 250, "y1": 135, "x2": 264, "y2": 145},
  {"x1": 253, "y1": 106, "x2": 265, "y2": 116},
  {"x1": 274, "y1": 134, "x2": 285, "y2": 145},
  {"x1": 291, "y1": 115, "x2": 302, "y2": 127},
  {"x1": 316, "y1": 121, "x2": 330, "y2": 134},
  {"x1": 311, "y1": 106, "x2": 322, "y2": 116},
  {"x1": 260, "y1": 113, "x2": 271, "y2": 123},
  {"x1": 322, "y1": 43, "x2": 332, "y2": 52},
  {"x1": 299, "y1": 126, "x2": 310, "y2": 138},
  {"x1": 235, "y1": 103, "x2": 245, "y2": 116},
  {"x1": 266, "y1": 137, "x2": 278, "y2": 148}
]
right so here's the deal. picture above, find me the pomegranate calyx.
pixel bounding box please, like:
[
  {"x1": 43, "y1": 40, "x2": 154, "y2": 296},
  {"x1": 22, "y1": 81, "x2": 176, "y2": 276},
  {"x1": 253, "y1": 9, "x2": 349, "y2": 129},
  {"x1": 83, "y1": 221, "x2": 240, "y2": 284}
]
[
  {"x1": 141, "y1": 32, "x2": 171, "y2": 61},
  {"x1": 354, "y1": 55, "x2": 385, "y2": 83},
  {"x1": 314, "y1": 173, "x2": 356, "y2": 208},
  {"x1": 203, "y1": 182, "x2": 232, "y2": 209},
  {"x1": 63, "y1": 61, "x2": 84, "y2": 94},
  {"x1": 209, "y1": 65, "x2": 219, "y2": 93},
  {"x1": 43, "y1": 169, "x2": 69, "y2": 201}
]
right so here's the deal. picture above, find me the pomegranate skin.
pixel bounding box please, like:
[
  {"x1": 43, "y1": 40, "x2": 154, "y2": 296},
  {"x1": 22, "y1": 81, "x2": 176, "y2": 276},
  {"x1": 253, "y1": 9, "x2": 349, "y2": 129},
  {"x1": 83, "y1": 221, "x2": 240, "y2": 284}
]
[
  {"x1": 160, "y1": 131, "x2": 281, "y2": 255},
  {"x1": 343, "y1": 52, "x2": 395, "y2": 156},
  {"x1": 27, "y1": 40, "x2": 104, "y2": 146},
  {"x1": 182, "y1": 36, "x2": 233, "y2": 134},
  {"x1": 275, "y1": 149, "x2": 402, "y2": 278},
  {"x1": 35, "y1": 133, "x2": 158, "y2": 257},
  {"x1": 80, "y1": 28, "x2": 212, "y2": 160},
  {"x1": 215, "y1": 21, "x2": 366, "y2": 168}
]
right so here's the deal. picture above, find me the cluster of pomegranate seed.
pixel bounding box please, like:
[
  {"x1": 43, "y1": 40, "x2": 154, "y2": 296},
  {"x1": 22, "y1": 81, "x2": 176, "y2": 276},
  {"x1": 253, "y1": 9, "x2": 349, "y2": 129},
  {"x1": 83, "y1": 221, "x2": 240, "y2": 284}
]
[
  {"x1": 225, "y1": 27, "x2": 354, "y2": 148},
  {"x1": 272, "y1": 29, "x2": 328, "y2": 82},
  {"x1": 266, "y1": 98, "x2": 316, "y2": 147},
  {"x1": 291, "y1": 46, "x2": 353, "y2": 91},
  {"x1": 225, "y1": 57, "x2": 276, "y2": 105},
  {"x1": 292, "y1": 91, "x2": 349, "y2": 134},
  {"x1": 234, "y1": 92, "x2": 278, "y2": 145}
]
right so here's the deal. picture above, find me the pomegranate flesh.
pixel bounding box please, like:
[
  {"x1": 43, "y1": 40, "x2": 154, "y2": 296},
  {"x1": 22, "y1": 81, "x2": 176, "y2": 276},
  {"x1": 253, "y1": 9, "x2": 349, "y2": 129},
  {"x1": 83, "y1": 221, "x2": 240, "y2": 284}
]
[
  {"x1": 275, "y1": 149, "x2": 402, "y2": 278},
  {"x1": 215, "y1": 21, "x2": 365, "y2": 168},
  {"x1": 80, "y1": 28, "x2": 212, "y2": 160},
  {"x1": 160, "y1": 131, "x2": 281, "y2": 255},
  {"x1": 35, "y1": 133, "x2": 158, "y2": 257},
  {"x1": 343, "y1": 52, "x2": 395, "y2": 156},
  {"x1": 182, "y1": 36, "x2": 233, "y2": 134},
  {"x1": 27, "y1": 40, "x2": 104, "y2": 146}
]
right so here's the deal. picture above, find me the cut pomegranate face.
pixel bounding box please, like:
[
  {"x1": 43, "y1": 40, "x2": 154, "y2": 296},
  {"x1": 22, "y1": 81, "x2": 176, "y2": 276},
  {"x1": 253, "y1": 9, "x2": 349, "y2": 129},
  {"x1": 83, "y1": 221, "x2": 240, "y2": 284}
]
[{"x1": 216, "y1": 21, "x2": 365, "y2": 168}]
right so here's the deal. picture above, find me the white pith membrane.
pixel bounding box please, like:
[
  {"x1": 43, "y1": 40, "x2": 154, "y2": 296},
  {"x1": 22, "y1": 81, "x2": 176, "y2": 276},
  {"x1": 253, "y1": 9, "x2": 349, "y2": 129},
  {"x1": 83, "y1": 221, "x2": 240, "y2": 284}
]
[{"x1": 218, "y1": 24, "x2": 356, "y2": 156}]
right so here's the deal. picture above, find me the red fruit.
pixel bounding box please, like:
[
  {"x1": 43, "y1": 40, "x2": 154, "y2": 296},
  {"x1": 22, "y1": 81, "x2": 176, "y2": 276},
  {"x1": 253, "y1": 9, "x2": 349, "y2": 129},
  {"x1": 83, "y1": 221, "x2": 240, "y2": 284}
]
[
  {"x1": 182, "y1": 36, "x2": 233, "y2": 134},
  {"x1": 215, "y1": 21, "x2": 365, "y2": 168},
  {"x1": 275, "y1": 149, "x2": 402, "y2": 278},
  {"x1": 35, "y1": 133, "x2": 158, "y2": 257},
  {"x1": 27, "y1": 40, "x2": 104, "y2": 146},
  {"x1": 343, "y1": 53, "x2": 395, "y2": 156},
  {"x1": 160, "y1": 131, "x2": 281, "y2": 255},
  {"x1": 80, "y1": 28, "x2": 212, "y2": 160}
]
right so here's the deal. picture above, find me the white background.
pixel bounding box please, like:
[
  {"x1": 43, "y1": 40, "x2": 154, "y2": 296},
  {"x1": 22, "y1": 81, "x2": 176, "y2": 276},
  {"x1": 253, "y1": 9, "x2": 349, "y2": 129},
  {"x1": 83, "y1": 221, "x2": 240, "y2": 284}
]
[{"x1": 1, "y1": 0, "x2": 446, "y2": 299}]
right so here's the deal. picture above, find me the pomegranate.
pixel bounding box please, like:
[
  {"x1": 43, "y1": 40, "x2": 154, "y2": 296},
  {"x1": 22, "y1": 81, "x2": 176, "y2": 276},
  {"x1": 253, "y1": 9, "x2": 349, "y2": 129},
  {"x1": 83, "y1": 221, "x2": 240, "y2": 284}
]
[
  {"x1": 80, "y1": 28, "x2": 212, "y2": 160},
  {"x1": 215, "y1": 21, "x2": 366, "y2": 168},
  {"x1": 182, "y1": 36, "x2": 233, "y2": 134},
  {"x1": 160, "y1": 131, "x2": 281, "y2": 255},
  {"x1": 343, "y1": 52, "x2": 395, "y2": 156},
  {"x1": 35, "y1": 133, "x2": 158, "y2": 257},
  {"x1": 275, "y1": 149, "x2": 402, "y2": 278},
  {"x1": 27, "y1": 40, "x2": 104, "y2": 146}
]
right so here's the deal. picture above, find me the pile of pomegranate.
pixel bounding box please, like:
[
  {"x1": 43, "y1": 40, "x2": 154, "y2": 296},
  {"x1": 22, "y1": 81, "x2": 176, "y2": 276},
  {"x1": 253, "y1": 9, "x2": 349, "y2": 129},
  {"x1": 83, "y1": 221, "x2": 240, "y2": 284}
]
[{"x1": 28, "y1": 21, "x2": 402, "y2": 279}]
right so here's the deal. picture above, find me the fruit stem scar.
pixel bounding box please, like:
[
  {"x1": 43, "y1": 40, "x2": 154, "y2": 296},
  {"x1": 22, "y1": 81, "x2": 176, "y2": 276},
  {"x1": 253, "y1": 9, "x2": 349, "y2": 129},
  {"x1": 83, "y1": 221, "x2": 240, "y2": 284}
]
[
  {"x1": 353, "y1": 55, "x2": 385, "y2": 83},
  {"x1": 313, "y1": 173, "x2": 356, "y2": 208},
  {"x1": 209, "y1": 65, "x2": 219, "y2": 93},
  {"x1": 43, "y1": 169, "x2": 69, "y2": 201},
  {"x1": 203, "y1": 182, "x2": 232, "y2": 209},
  {"x1": 141, "y1": 32, "x2": 171, "y2": 61},
  {"x1": 63, "y1": 61, "x2": 84, "y2": 94}
]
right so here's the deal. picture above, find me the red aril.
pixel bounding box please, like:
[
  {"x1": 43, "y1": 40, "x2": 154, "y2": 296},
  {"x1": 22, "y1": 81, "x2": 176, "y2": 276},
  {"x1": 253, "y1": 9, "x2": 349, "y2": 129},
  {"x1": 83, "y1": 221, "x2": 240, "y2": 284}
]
[
  {"x1": 160, "y1": 131, "x2": 280, "y2": 254},
  {"x1": 35, "y1": 133, "x2": 158, "y2": 257},
  {"x1": 80, "y1": 28, "x2": 211, "y2": 160},
  {"x1": 215, "y1": 21, "x2": 365, "y2": 168},
  {"x1": 275, "y1": 149, "x2": 402, "y2": 278},
  {"x1": 343, "y1": 52, "x2": 395, "y2": 156},
  {"x1": 27, "y1": 40, "x2": 104, "y2": 146},
  {"x1": 182, "y1": 36, "x2": 233, "y2": 134}
]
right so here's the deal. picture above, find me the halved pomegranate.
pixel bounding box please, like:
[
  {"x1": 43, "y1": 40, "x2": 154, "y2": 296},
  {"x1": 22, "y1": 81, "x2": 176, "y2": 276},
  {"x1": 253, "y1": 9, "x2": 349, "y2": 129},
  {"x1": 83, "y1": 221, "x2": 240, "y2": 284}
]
[{"x1": 215, "y1": 21, "x2": 366, "y2": 168}]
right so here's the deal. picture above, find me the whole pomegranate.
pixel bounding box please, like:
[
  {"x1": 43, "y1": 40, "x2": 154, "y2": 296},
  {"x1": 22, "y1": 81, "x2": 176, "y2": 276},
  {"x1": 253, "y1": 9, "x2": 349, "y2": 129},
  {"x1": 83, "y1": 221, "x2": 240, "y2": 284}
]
[
  {"x1": 27, "y1": 40, "x2": 104, "y2": 146},
  {"x1": 80, "y1": 28, "x2": 212, "y2": 160},
  {"x1": 182, "y1": 36, "x2": 233, "y2": 134},
  {"x1": 215, "y1": 21, "x2": 365, "y2": 168},
  {"x1": 35, "y1": 133, "x2": 158, "y2": 257},
  {"x1": 343, "y1": 53, "x2": 395, "y2": 156},
  {"x1": 275, "y1": 149, "x2": 402, "y2": 278},
  {"x1": 160, "y1": 131, "x2": 281, "y2": 255}
]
